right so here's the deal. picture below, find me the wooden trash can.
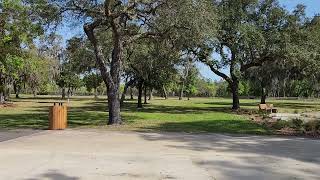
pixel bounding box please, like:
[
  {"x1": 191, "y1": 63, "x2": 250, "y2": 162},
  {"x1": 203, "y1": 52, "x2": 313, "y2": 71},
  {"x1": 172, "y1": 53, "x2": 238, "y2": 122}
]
[{"x1": 49, "y1": 102, "x2": 67, "y2": 130}]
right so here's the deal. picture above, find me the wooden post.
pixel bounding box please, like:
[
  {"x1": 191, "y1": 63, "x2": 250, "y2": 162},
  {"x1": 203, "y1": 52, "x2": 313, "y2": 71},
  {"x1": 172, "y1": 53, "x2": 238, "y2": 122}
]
[{"x1": 49, "y1": 102, "x2": 67, "y2": 130}]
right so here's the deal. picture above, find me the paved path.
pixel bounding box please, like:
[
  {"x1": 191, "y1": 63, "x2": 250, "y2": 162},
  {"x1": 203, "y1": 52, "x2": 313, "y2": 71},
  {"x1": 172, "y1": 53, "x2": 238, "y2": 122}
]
[
  {"x1": 0, "y1": 129, "x2": 319, "y2": 180},
  {"x1": 0, "y1": 129, "x2": 41, "y2": 142}
]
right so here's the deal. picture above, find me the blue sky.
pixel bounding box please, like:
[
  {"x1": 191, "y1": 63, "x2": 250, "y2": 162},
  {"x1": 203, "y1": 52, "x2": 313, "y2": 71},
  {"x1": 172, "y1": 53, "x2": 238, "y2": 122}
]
[{"x1": 57, "y1": 0, "x2": 320, "y2": 81}]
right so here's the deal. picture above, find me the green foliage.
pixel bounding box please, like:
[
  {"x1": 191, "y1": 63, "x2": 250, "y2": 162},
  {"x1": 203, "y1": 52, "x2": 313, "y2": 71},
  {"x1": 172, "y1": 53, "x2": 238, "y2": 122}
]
[
  {"x1": 215, "y1": 81, "x2": 230, "y2": 97},
  {"x1": 83, "y1": 73, "x2": 103, "y2": 93},
  {"x1": 183, "y1": 64, "x2": 199, "y2": 98},
  {"x1": 272, "y1": 118, "x2": 320, "y2": 135},
  {"x1": 272, "y1": 120, "x2": 291, "y2": 130},
  {"x1": 243, "y1": 3, "x2": 320, "y2": 100},
  {"x1": 195, "y1": 78, "x2": 216, "y2": 97},
  {"x1": 291, "y1": 118, "x2": 304, "y2": 129},
  {"x1": 303, "y1": 120, "x2": 320, "y2": 133},
  {"x1": 0, "y1": 0, "x2": 56, "y2": 99},
  {"x1": 2, "y1": 55, "x2": 24, "y2": 79},
  {"x1": 154, "y1": 0, "x2": 216, "y2": 50},
  {"x1": 56, "y1": 60, "x2": 82, "y2": 92},
  {"x1": 24, "y1": 50, "x2": 52, "y2": 94},
  {"x1": 239, "y1": 81, "x2": 250, "y2": 96},
  {"x1": 125, "y1": 38, "x2": 180, "y2": 93},
  {"x1": 66, "y1": 37, "x2": 96, "y2": 74}
]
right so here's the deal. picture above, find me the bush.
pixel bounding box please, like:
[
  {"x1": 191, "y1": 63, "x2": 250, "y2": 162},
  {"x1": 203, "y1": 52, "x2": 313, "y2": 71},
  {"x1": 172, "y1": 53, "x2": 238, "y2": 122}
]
[
  {"x1": 303, "y1": 120, "x2": 320, "y2": 133},
  {"x1": 291, "y1": 118, "x2": 304, "y2": 129},
  {"x1": 272, "y1": 120, "x2": 290, "y2": 130}
]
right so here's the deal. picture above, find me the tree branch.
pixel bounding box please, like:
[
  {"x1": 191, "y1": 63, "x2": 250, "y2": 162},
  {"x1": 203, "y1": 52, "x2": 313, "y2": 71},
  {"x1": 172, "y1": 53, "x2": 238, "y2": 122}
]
[
  {"x1": 83, "y1": 21, "x2": 113, "y2": 87},
  {"x1": 240, "y1": 55, "x2": 274, "y2": 72},
  {"x1": 199, "y1": 58, "x2": 232, "y2": 84}
]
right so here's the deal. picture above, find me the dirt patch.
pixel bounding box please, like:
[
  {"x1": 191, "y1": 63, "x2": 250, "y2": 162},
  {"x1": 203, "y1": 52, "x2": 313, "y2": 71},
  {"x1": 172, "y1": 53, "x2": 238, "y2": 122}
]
[
  {"x1": 0, "y1": 103, "x2": 17, "y2": 108},
  {"x1": 236, "y1": 109, "x2": 259, "y2": 116},
  {"x1": 275, "y1": 127, "x2": 300, "y2": 136}
]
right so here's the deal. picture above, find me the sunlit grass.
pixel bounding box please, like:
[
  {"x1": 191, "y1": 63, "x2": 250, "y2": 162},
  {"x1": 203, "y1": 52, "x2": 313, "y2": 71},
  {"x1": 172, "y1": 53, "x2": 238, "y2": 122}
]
[{"x1": 1, "y1": 95, "x2": 319, "y2": 134}]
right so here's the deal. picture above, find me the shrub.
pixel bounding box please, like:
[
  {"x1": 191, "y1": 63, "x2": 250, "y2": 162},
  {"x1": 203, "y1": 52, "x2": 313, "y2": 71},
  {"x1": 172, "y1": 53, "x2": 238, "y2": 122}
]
[
  {"x1": 303, "y1": 120, "x2": 320, "y2": 134},
  {"x1": 273, "y1": 120, "x2": 290, "y2": 130},
  {"x1": 291, "y1": 118, "x2": 304, "y2": 129}
]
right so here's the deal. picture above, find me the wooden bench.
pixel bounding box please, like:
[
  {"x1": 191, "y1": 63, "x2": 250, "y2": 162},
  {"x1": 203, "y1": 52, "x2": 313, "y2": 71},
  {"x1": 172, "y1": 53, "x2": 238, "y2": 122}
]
[{"x1": 259, "y1": 104, "x2": 278, "y2": 113}]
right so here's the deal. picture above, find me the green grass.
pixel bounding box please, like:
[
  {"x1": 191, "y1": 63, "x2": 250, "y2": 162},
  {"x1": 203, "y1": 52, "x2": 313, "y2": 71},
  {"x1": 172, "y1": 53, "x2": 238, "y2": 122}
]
[{"x1": 1, "y1": 95, "x2": 319, "y2": 135}]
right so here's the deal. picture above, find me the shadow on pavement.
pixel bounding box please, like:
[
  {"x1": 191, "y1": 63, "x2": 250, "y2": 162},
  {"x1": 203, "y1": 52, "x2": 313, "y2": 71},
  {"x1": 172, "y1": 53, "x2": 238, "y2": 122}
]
[
  {"x1": 139, "y1": 132, "x2": 320, "y2": 179},
  {"x1": 0, "y1": 129, "x2": 42, "y2": 142},
  {"x1": 25, "y1": 170, "x2": 79, "y2": 180}
]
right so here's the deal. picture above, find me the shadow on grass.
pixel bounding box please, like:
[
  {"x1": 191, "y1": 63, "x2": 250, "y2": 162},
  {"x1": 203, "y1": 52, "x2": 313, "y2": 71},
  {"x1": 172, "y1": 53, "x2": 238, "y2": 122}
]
[
  {"x1": 1, "y1": 98, "x2": 268, "y2": 134},
  {"x1": 139, "y1": 120, "x2": 270, "y2": 135},
  {"x1": 72, "y1": 100, "x2": 232, "y2": 114},
  {"x1": 0, "y1": 106, "x2": 140, "y2": 130},
  {"x1": 203, "y1": 101, "x2": 320, "y2": 110},
  {"x1": 0, "y1": 113, "x2": 49, "y2": 129}
]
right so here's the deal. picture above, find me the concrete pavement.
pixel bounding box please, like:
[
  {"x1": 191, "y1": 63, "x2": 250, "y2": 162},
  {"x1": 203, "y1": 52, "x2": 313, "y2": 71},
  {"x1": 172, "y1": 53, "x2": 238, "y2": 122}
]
[
  {"x1": 0, "y1": 129, "x2": 319, "y2": 180},
  {"x1": 0, "y1": 129, "x2": 41, "y2": 142}
]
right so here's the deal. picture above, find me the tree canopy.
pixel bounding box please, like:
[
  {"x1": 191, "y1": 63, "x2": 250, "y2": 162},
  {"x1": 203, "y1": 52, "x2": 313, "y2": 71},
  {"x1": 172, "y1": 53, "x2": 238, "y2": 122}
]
[{"x1": 0, "y1": 0, "x2": 319, "y2": 125}]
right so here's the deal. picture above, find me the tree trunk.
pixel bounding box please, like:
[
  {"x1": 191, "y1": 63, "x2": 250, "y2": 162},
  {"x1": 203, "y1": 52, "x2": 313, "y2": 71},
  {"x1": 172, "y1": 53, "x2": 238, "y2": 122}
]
[
  {"x1": 261, "y1": 94, "x2": 267, "y2": 104},
  {"x1": 71, "y1": 88, "x2": 74, "y2": 96},
  {"x1": 148, "y1": 88, "x2": 153, "y2": 100},
  {"x1": 130, "y1": 88, "x2": 134, "y2": 100},
  {"x1": 62, "y1": 88, "x2": 66, "y2": 99},
  {"x1": 13, "y1": 83, "x2": 17, "y2": 96},
  {"x1": 260, "y1": 84, "x2": 267, "y2": 104},
  {"x1": 144, "y1": 85, "x2": 147, "y2": 104},
  {"x1": 0, "y1": 92, "x2": 4, "y2": 104},
  {"x1": 179, "y1": 59, "x2": 191, "y2": 100},
  {"x1": 179, "y1": 82, "x2": 184, "y2": 100},
  {"x1": 107, "y1": 42, "x2": 122, "y2": 125},
  {"x1": 84, "y1": 21, "x2": 123, "y2": 125},
  {"x1": 137, "y1": 80, "x2": 143, "y2": 108},
  {"x1": 94, "y1": 88, "x2": 98, "y2": 99},
  {"x1": 0, "y1": 80, "x2": 4, "y2": 104},
  {"x1": 4, "y1": 87, "x2": 10, "y2": 100},
  {"x1": 107, "y1": 86, "x2": 121, "y2": 125},
  {"x1": 282, "y1": 79, "x2": 286, "y2": 98},
  {"x1": 231, "y1": 81, "x2": 240, "y2": 110},
  {"x1": 13, "y1": 83, "x2": 20, "y2": 98},
  {"x1": 67, "y1": 87, "x2": 71, "y2": 99},
  {"x1": 120, "y1": 79, "x2": 135, "y2": 107},
  {"x1": 15, "y1": 86, "x2": 20, "y2": 98},
  {"x1": 163, "y1": 85, "x2": 168, "y2": 99}
]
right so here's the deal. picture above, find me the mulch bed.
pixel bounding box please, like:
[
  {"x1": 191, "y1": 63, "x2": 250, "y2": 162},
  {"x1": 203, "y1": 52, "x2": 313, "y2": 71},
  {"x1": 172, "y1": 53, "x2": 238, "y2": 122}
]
[{"x1": 250, "y1": 114, "x2": 320, "y2": 138}]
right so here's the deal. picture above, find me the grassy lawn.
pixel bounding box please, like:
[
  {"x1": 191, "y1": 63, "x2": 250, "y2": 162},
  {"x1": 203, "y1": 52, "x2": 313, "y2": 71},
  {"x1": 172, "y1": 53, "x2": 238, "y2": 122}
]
[{"x1": 1, "y1": 95, "x2": 319, "y2": 135}]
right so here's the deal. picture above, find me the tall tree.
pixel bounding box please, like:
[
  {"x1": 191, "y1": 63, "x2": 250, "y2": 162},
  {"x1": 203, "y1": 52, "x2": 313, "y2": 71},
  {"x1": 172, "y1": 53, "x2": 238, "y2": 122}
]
[
  {"x1": 244, "y1": 4, "x2": 319, "y2": 102},
  {"x1": 0, "y1": 0, "x2": 58, "y2": 102},
  {"x1": 125, "y1": 38, "x2": 179, "y2": 108},
  {"x1": 57, "y1": 0, "x2": 215, "y2": 124},
  {"x1": 178, "y1": 57, "x2": 192, "y2": 100},
  {"x1": 197, "y1": 0, "x2": 292, "y2": 110},
  {"x1": 184, "y1": 64, "x2": 199, "y2": 100},
  {"x1": 83, "y1": 73, "x2": 103, "y2": 98}
]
